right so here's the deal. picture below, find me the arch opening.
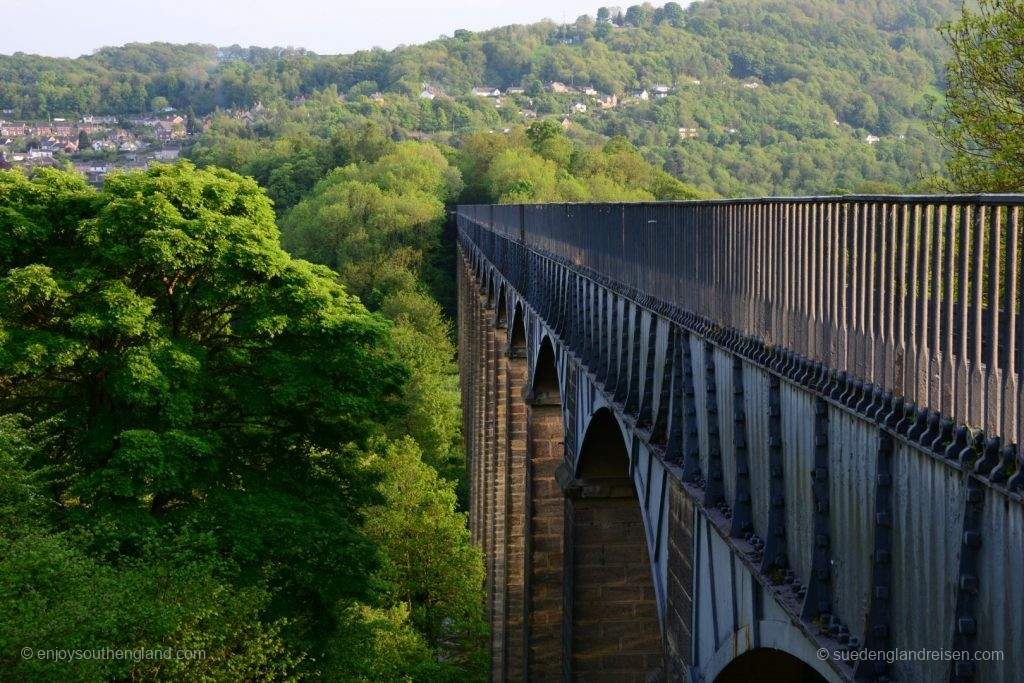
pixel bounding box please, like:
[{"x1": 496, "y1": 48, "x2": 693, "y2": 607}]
[
  {"x1": 510, "y1": 303, "x2": 527, "y2": 355},
  {"x1": 577, "y1": 409, "x2": 630, "y2": 479},
  {"x1": 714, "y1": 647, "x2": 828, "y2": 683},
  {"x1": 569, "y1": 408, "x2": 663, "y2": 681},
  {"x1": 524, "y1": 334, "x2": 565, "y2": 680},
  {"x1": 532, "y1": 337, "x2": 560, "y2": 403},
  {"x1": 496, "y1": 285, "x2": 508, "y2": 326}
]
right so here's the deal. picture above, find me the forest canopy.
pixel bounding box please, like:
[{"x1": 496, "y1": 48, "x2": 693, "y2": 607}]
[
  {"x1": 0, "y1": 163, "x2": 484, "y2": 680},
  {"x1": 1, "y1": 0, "x2": 967, "y2": 196}
]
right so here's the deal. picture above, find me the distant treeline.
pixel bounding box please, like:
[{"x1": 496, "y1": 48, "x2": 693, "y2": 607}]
[{"x1": 1, "y1": 0, "x2": 956, "y2": 120}]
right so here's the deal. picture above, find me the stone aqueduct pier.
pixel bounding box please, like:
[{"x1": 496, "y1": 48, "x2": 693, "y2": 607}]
[{"x1": 456, "y1": 199, "x2": 1024, "y2": 682}]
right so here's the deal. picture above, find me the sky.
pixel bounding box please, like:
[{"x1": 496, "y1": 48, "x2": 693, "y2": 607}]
[{"x1": 2, "y1": 0, "x2": 614, "y2": 58}]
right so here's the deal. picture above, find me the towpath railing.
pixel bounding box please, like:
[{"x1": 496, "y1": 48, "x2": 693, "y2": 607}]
[{"x1": 460, "y1": 197, "x2": 1024, "y2": 458}]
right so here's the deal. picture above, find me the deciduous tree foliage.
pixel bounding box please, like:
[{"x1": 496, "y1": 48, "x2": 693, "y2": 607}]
[
  {"x1": 0, "y1": 162, "x2": 488, "y2": 678},
  {"x1": 353, "y1": 437, "x2": 487, "y2": 678},
  {"x1": 937, "y1": 0, "x2": 1024, "y2": 190},
  {"x1": 278, "y1": 139, "x2": 467, "y2": 487},
  {"x1": 464, "y1": 125, "x2": 705, "y2": 203},
  {"x1": 0, "y1": 162, "x2": 404, "y2": 511},
  {"x1": 279, "y1": 142, "x2": 460, "y2": 304}
]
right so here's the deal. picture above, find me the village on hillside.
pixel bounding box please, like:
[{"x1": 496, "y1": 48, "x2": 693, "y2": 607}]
[{"x1": 0, "y1": 111, "x2": 191, "y2": 183}]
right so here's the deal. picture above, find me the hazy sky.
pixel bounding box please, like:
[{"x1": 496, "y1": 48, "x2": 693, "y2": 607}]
[{"x1": 2, "y1": 0, "x2": 612, "y2": 58}]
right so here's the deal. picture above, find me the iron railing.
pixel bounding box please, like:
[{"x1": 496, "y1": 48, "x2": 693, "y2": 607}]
[{"x1": 459, "y1": 197, "x2": 1024, "y2": 452}]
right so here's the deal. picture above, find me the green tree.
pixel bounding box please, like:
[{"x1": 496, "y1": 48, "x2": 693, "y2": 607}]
[
  {"x1": 625, "y1": 4, "x2": 652, "y2": 27},
  {"x1": 360, "y1": 437, "x2": 487, "y2": 675},
  {"x1": 185, "y1": 104, "x2": 202, "y2": 135},
  {"x1": 0, "y1": 163, "x2": 408, "y2": 670},
  {"x1": 485, "y1": 147, "x2": 561, "y2": 202},
  {"x1": 279, "y1": 173, "x2": 444, "y2": 303},
  {"x1": 277, "y1": 141, "x2": 466, "y2": 490},
  {"x1": 525, "y1": 118, "x2": 564, "y2": 148},
  {"x1": 662, "y1": 1, "x2": 686, "y2": 28},
  {"x1": 937, "y1": 0, "x2": 1024, "y2": 190},
  {"x1": 379, "y1": 290, "x2": 463, "y2": 482},
  {"x1": 0, "y1": 414, "x2": 299, "y2": 681}
]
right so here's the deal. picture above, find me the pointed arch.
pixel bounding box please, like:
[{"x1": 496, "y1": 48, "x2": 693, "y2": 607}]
[
  {"x1": 496, "y1": 283, "x2": 508, "y2": 327},
  {"x1": 510, "y1": 302, "x2": 527, "y2": 355},
  {"x1": 523, "y1": 332, "x2": 565, "y2": 679},
  {"x1": 576, "y1": 408, "x2": 629, "y2": 478},
  {"x1": 532, "y1": 335, "x2": 561, "y2": 404},
  {"x1": 713, "y1": 646, "x2": 828, "y2": 683},
  {"x1": 569, "y1": 407, "x2": 663, "y2": 681},
  {"x1": 485, "y1": 270, "x2": 496, "y2": 308}
]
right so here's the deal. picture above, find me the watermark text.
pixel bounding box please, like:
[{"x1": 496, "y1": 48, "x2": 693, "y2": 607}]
[
  {"x1": 21, "y1": 647, "x2": 206, "y2": 664},
  {"x1": 817, "y1": 647, "x2": 1003, "y2": 665}
]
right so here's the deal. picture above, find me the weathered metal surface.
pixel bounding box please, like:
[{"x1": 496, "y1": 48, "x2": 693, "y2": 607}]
[
  {"x1": 825, "y1": 405, "x2": 877, "y2": 647},
  {"x1": 888, "y1": 442, "x2": 963, "y2": 682},
  {"x1": 975, "y1": 485, "x2": 1024, "y2": 681},
  {"x1": 691, "y1": 335, "x2": 711, "y2": 481},
  {"x1": 714, "y1": 346, "x2": 737, "y2": 512},
  {"x1": 458, "y1": 200, "x2": 1024, "y2": 683},
  {"x1": 743, "y1": 362, "x2": 773, "y2": 543},
  {"x1": 692, "y1": 508, "x2": 843, "y2": 683},
  {"x1": 780, "y1": 381, "x2": 817, "y2": 585}
]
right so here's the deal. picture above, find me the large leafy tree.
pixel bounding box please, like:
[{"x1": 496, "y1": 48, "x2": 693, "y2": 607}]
[
  {"x1": 0, "y1": 417, "x2": 300, "y2": 682},
  {"x1": 0, "y1": 162, "x2": 408, "y2": 665},
  {"x1": 937, "y1": 0, "x2": 1024, "y2": 190},
  {"x1": 326, "y1": 437, "x2": 486, "y2": 681}
]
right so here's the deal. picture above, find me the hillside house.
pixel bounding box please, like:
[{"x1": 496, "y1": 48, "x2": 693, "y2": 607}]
[
  {"x1": 420, "y1": 85, "x2": 444, "y2": 100},
  {"x1": 153, "y1": 148, "x2": 180, "y2": 161},
  {"x1": 1, "y1": 123, "x2": 28, "y2": 137}
]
